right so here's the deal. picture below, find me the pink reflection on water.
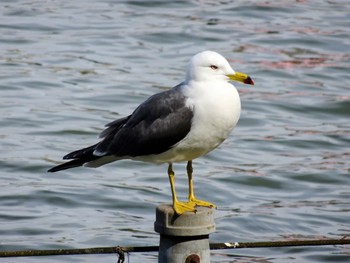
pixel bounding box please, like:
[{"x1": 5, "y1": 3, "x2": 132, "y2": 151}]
[
  {"x1": 230, "y1": 44, "x2": 349, "y2": 70},
  {"x1": 258, "y1": 54, "x2": 347, "y2": 69},
  {"x1": 254, "y1": 26, "x2": 344, "y2": 36},
  {"x1": 255, "y1": 0, "x2": 307, "y2": 8}
]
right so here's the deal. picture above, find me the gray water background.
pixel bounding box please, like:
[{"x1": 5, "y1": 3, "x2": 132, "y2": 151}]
[{"x1": 1, "y1": 1, "x2": 349, "y2": 262}]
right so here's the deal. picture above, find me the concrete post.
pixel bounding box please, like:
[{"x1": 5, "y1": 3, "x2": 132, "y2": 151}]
[{"x1": 154, "y1": 204, "x2": 215, "y2": 263}]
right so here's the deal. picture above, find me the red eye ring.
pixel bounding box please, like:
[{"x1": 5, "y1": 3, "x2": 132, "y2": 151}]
[{"x1": 210, "y1": 65, "x2": 218, "y2": 70}]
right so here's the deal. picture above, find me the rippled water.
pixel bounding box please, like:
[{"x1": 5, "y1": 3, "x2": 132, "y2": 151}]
[{"x1": 1, "y1": 1, "x2": 349, "y2": 262}]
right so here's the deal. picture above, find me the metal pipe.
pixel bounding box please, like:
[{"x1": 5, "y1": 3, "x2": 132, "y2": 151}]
[{"x1": 155, "y1": 205, "x2": 215, "y2": 263}]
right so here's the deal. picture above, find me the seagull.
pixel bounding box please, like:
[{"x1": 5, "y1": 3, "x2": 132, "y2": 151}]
[{"x1": 48, "y1": 50, "x2": 254, "y2": 215}]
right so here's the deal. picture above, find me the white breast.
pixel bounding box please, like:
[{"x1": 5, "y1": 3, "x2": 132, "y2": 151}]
[{"x1": 139, "y1": 81, "x2": 241, "y2": 163}]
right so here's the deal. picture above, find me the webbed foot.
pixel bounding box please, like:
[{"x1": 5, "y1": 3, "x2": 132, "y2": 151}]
[
  {"x1": 187, "y1": 197, "x2": 216, "y2": 209},
  {"x1": 173, "y1": 200, "x2": 197, "y2": 215}
]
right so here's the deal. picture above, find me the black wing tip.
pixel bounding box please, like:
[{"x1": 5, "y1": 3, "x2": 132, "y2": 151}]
[
  {"x1": 47, "y1": 164, "x2": 64, "y2": 173},
  {"x1": 47, "y1": 164, "x2": 69, "y2": 173},
  {"x1": 47, "y1": 167, "x2": 58, "y2": 173},
  {"x1": 47, "y1": 159, "x2": 85, "y2": 173}
]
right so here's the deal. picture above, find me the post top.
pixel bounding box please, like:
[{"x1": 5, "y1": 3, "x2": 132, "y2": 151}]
[{"x1": 154, "y1": 204, "x2": 216, "y2": 236}]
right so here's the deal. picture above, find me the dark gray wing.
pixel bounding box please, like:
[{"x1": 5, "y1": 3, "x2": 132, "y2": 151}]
[
  {"x1": 99, "y1": 115, "x2": 131, "y2": 139},
  {"x1": 48, "y1": 83, "x2": 193, "y2": 173},
  {"x1": 95, "y1": 83, "x2": 193, "y2": 157}
]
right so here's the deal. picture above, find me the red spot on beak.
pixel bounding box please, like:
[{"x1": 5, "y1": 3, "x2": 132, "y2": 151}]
[{"x1": 244, "y1": 76, "x2": 254, "y2": 85}]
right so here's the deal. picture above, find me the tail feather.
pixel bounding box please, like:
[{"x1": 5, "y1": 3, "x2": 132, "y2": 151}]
[{"x1": 48, "y1": 144, "x2": 100, "y2": 173}]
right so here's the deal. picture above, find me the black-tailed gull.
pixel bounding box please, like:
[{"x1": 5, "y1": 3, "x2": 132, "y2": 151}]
[{"x1": 48, "y1": 50, "x2": 254, "y2": 214}]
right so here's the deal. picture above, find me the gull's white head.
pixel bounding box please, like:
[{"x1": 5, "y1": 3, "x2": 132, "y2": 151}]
[
  {"x1": 185, "y1": 50, "x2": 254, "y2": 85},
  {"x1": 186, "y1": 51, "x2": 234, "y2": 82}
]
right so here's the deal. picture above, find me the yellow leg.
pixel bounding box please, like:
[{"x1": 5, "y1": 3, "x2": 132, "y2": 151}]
[
  {"x1": 186, "y1": 160, "x2": 216, "y2": 209},
  {"x1": 168, "y1": 163, "x2": 196, "y2": 215}
]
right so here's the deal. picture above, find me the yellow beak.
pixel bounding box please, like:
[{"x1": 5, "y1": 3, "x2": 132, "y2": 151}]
[{"x1": 227, "y1": 72, "x2": 254, "y2": 85}]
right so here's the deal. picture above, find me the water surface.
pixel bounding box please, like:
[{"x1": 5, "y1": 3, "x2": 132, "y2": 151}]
[{"x1": 0, "y1": 1, "x2": 349, "y2": 262}]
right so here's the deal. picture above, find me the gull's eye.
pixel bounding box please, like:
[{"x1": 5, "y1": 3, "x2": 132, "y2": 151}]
[{"x1": 210, "y1": 65, "x2": 218, "y2": 70}]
